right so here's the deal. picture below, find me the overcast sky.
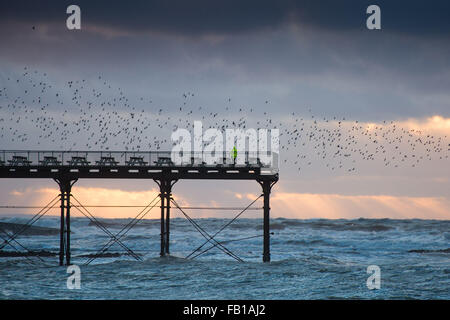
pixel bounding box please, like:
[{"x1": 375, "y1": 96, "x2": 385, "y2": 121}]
[{"x1": 0, "y1": 1, "x2": 449, "y2": 219}]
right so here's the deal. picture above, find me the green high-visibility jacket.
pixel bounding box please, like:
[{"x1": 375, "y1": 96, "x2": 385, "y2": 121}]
[{"x1": 232, "y1": 147, "x2": 237, "y2": 159}]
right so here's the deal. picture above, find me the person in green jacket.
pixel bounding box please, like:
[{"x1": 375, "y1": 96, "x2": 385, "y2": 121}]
[{"x1": 232, "y1": 146, "x2": 237, "y2": 165}]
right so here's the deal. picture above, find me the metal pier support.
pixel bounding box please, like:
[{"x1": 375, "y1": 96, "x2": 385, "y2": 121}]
[
  {"x1": 258, "y1": 179, "x2": 277, "y2": 262},
  {"x1": 54, "y1": 177, "x2": 78, "y2": 266},
  {"x1": 165, "y1": 181, "x2": 173, "y2": 255},
  {"x1": 155, "y1": 178, "x2": 177, "y2": 256},
  {"x1": 160, "y1": 183, "x2": 165, "y2": 256}
]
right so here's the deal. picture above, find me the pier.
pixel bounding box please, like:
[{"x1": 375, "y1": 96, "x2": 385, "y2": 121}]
[{"x1": 0, "y1": 150, "x2": 278, "y2": 265}]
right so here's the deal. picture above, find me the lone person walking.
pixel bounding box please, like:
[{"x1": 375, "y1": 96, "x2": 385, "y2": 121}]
[{"x1": 232, "y1": 146, "x2": 237, "y2": 165}]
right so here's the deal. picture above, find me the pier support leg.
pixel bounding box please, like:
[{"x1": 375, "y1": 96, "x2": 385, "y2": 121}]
[
  {"x1": 165, "y1": 182, "x2": 171, "y2": 255},
  {"x1": 66, "y1": 190, "x2": 71, "y2": 266},
  {"x1": 54, "y1": 177, "x2": 77, "y2": 266},
  {"x1": 155, "y1": 179, "x2": 177, "y2": 257},
  {"x1": 262, "y1": 181, "x2": 271, "y2": 263},
  {"x1": 258, "y1": 179, "x2": 277, "y2": 263},
  {"x1": 59, "y1": 191, "x2": 65, "y2": 266},
  {"x1": 160, "y1": 186, "x2": 165, "y2": 257}
]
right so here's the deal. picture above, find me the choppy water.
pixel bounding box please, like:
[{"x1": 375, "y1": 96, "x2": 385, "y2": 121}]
[{"x1": 0, "y1": 216, "x2": 449, "y2": 299}]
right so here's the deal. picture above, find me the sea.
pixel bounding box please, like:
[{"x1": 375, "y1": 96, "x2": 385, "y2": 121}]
[{"x1": 0, "y1": 216, "x2": 449, "y2": 299}]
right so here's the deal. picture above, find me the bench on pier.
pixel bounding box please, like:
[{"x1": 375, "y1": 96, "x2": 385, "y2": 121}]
[
  {"x1": 8, "y1": 156, "x2": 32, "y2": 166},
  {"x1": 154, "y1": 157, "x2": 174, "y2": 166},
  {"x1": 95, "y1": 156, "x2": 119, "y2": 166},
  {"x1": 39, "y1": 156, "x2": 61, "y2": 166},
  {"x1": 245, "y1": 158, "x2": 263, "y2": 167},
  {"x1": 67, "y1": 156, "x2": 91, "y2": 166},
  {"x1": 189, "y1": 157, "x2": 207, "y2": 167},
  {"x1": 125, "y1": 156, "x2": 148, "y2": 166}
]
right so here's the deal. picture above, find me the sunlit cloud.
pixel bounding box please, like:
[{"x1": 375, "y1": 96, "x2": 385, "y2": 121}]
[
  {"x1": 2, "y1": 185, "x2": 450, "y2": 220},
  {"x1": 4, "y1": 186, "x2": 163, "y2": 219},
  {"x1": 270, "y1": 192, "x2": 450, "y2": 220},
  {"x1": 348, "y1": 115, "x2": 450, "y2": 136},
  {"x1": 9, "y1": 190, "x2": 24, "y2": 196},
  {"x1": 399, "y1": 115, "x2": 450, "y2": 134}
]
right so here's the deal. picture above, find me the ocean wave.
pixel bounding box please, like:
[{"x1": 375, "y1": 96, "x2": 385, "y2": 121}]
[
  {"x1": 0, "y1": 222, "x2": 60, "y2": 236},
  {"x1": 408, "y1": 248, "x2": 450, "y2": 254},
  {"x1": 76, "y1": 252, "x2": 142, "y2": 258},
  {"x1": 87, "y1": 220, "x2": 160, "y2": 228},
  {"x1": 278, "y1": 219, "x2": 393, "y2": 232},
  {"x1": 284, "y1": 239, "x2": 331, "y2": 246},
  {"x1": 255, "y1": 223, "x2": 286, "y2": 230},
  {"x1": 0, "y1": 249, "x2": 56, "y2": 257}
]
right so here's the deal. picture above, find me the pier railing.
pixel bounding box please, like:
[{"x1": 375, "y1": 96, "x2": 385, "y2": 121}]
[{"x1": 0, "y1": 150, "x2": 279, "y2": 173}]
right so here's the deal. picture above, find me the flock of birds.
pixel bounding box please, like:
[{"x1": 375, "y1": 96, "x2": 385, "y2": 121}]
[{"x1": 0, "y1": 67, "x2": 449, "y2": 174}]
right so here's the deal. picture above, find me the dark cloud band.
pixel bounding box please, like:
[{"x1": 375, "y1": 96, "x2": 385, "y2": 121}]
[{"x1": 1, "y1": 0, "x2": 449, "y2": 36}]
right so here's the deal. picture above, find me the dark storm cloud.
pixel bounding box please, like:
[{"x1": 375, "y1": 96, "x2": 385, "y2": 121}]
[
  {"x1": 1, "y1": 0, "x2": 450, "y2": 121},
  {"x1": 1, "y1": 0, "x2": 450, "y2": 36}
]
